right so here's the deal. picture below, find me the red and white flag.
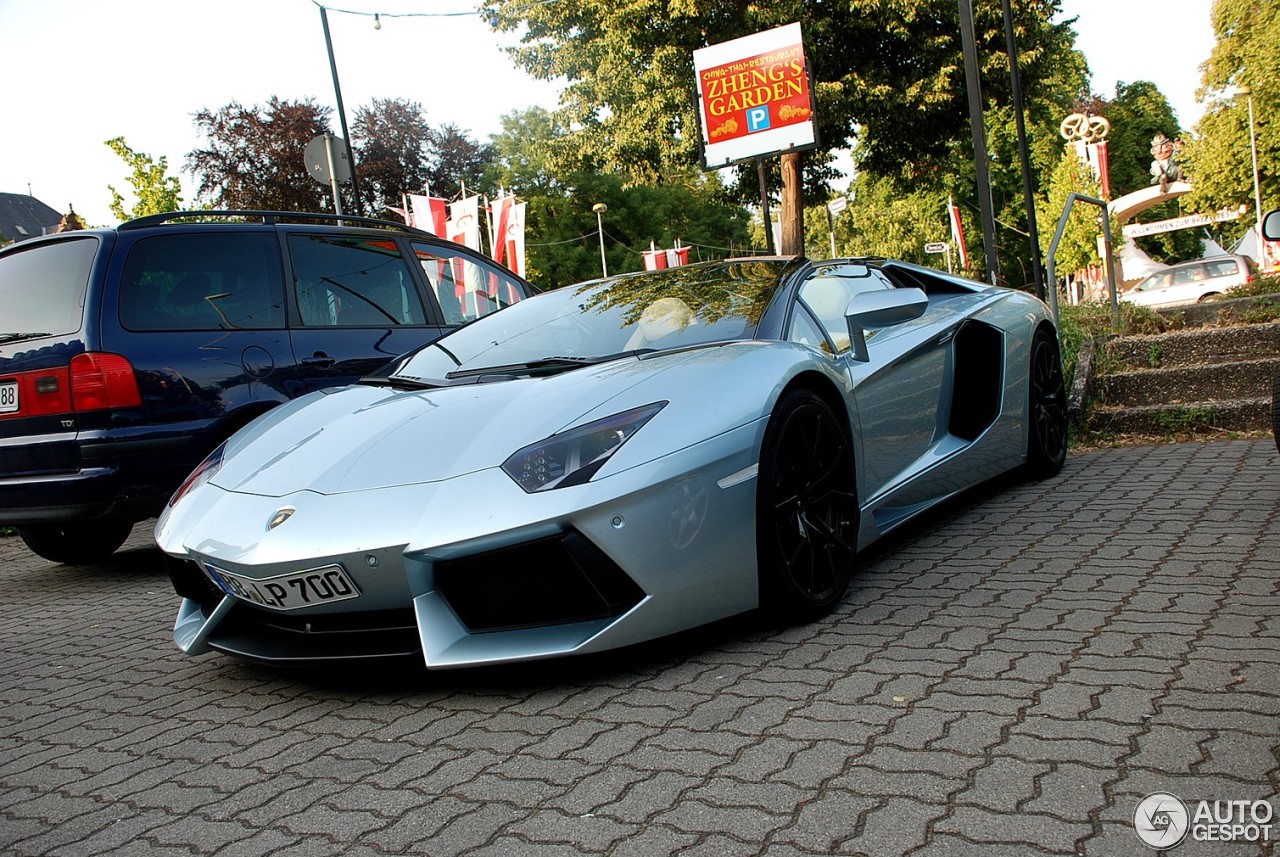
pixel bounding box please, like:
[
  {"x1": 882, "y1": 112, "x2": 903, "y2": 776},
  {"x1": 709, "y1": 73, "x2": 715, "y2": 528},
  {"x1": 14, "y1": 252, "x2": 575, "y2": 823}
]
[
  {"x1": 447, "y1": 196, "x2": 481, "y2": 252},
  {"x1": 506, "y1": 201, "x2": 526, "y2": 277},
  {"x1": 643, "y1": 243, "x2": 668, "y2": 271},
  {"x1": 948, "y1": 198, "x2": 969, "y2": 270},
  {"x1": 408, "y1": 194, "x2": 448, "y2": 237},
  {"x1": 489, "y1": 193, "x2": 526, "y2": 275}
]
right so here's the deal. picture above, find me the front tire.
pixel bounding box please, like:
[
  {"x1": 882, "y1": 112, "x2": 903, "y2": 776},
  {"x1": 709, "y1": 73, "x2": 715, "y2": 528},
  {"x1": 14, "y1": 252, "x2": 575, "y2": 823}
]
[
  {"x1": 1024, "y1": 327, "x2": 1068, "y2": 480},
  {"x1": 756, "y1": 388, "x2": 859, "y2": 621},
  {"x1": 19, "y1": 520, "x2": 134, "y2": 565}
]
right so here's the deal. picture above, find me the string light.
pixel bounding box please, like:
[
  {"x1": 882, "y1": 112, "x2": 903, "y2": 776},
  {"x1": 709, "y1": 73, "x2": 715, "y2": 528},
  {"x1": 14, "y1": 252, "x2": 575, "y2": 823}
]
[{"x1": 310, "y1": 0, "x2": 562, "y2": 23}]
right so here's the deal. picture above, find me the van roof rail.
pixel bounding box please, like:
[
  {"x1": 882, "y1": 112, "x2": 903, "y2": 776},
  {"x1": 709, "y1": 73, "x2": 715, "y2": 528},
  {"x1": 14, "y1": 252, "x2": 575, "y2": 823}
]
[{"x1": 119, "y1": 210, "x2": 427, "y2": 233}]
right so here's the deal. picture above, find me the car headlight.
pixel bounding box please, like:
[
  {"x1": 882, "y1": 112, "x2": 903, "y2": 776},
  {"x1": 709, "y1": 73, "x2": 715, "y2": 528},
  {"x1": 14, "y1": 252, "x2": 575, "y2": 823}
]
[
  {"x1": 168, "y1": 442, "x2": 226, "y2": 509},
  {"x1": 502, "y1": 402, "x2": 667, "y2": 493}
]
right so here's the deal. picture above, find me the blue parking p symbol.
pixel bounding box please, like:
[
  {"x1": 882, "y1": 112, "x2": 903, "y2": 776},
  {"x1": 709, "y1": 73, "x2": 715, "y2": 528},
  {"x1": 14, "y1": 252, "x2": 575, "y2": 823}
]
[{"x1": 747, "y1": 107, "x2": 771, "y2": 133}]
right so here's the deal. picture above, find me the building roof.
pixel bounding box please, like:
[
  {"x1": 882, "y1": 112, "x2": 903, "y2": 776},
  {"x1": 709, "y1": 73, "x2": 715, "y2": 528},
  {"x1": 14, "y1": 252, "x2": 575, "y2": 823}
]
[{"x1": 0, "y1": 192, "x2": 65, "y2": 244}]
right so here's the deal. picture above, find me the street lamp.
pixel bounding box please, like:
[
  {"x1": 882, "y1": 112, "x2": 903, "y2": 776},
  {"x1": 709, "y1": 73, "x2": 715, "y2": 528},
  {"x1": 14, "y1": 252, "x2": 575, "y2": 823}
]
[
  {"x1": 593, "y1": 203, "x2": 608, "y2": 277},
  {"x1": 1237, "y1": 84, "x2": 1265, "y2": 263}
]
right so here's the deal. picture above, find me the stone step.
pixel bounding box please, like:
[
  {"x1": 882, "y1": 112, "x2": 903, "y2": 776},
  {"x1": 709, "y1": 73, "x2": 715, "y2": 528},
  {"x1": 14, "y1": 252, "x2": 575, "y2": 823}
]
[
  {"x1": 1099, "y1": 357, "x2": 1280, "y2": 407},
  {"x1": 1106, "y1": 322, "x2": 1280, "y2": 370},
  {"x1": 1086, "y1": 397, "x2": 1273, "y2": 436}
]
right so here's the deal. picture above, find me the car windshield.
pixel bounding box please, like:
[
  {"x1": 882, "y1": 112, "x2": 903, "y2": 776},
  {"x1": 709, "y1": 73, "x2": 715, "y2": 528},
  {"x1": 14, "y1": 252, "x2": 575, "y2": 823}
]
[{"x1": 386, "y1": 259, "x2": 789, "y2": 383}]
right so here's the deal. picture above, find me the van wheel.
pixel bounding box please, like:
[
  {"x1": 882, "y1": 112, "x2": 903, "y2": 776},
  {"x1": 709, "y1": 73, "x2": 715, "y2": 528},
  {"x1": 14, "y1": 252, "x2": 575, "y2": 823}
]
[
  {"x1": 1197, "y1": 292, "x2": 1222, "y2": 303},
  {"x1": 18, "y1": 521, "x2": 134, "y2": 565}
]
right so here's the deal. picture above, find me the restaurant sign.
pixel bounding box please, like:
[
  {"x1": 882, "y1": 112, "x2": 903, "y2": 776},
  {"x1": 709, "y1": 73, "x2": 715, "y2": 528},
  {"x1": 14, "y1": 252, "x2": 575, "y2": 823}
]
[{"x1": 694, "y1": 23, "x2": 818, "y2": 169}]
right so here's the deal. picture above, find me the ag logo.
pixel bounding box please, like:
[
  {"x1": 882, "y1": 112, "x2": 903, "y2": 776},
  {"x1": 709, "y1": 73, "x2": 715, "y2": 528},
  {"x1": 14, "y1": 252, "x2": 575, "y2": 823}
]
[{"x1": 1134, "y1": 792, "x2": 1190, "y2": 849}]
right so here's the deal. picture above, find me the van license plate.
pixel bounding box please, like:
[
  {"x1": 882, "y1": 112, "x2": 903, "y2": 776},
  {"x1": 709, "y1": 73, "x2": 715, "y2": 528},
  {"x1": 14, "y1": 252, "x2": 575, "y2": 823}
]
[{"x1": 0, "y1": 381, "x2": 17, "y2": 414}]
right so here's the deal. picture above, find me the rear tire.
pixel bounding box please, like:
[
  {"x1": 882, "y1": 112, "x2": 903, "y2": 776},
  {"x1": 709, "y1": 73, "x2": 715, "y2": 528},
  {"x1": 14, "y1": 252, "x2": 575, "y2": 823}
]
[
  {"x1": 1024, "y1": 328, "x2": 1068, "y2": 480},
  {"x1": 756, "y1": 388, "x2": 859, "y2": 621},
  {"x1": 19, "y1": 520, "x2": 134, "y2": 565}
]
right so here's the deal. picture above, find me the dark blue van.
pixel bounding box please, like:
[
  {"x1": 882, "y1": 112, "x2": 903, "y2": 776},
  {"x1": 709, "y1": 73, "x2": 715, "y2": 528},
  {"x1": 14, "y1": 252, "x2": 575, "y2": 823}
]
[{"x1": 0, "y1": 211, "x2": 532, "y2": 563}]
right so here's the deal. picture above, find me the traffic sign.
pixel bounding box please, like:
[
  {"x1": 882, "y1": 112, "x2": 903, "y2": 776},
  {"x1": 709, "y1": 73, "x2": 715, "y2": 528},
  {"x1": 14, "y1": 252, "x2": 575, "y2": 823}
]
[
  {"x1": 924, "y1": 241, "x2": 948, "y2": 254},
  {"x1": 304, "y1": 134, "x2": 352, "y2": 186}
]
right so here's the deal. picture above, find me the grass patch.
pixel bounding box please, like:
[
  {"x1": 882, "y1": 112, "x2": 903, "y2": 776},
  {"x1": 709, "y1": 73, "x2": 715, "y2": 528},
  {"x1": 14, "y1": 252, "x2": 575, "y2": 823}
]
[
  {"x1": 1227, "y1": 272, "x2": 1280, "y2": 298},
  {"x1": 1155, "y1": 405, "x2": 1218, "y2": 434},
  {"x1": 1057, "y1": 301, "x2": 1170, "y2": 389}
]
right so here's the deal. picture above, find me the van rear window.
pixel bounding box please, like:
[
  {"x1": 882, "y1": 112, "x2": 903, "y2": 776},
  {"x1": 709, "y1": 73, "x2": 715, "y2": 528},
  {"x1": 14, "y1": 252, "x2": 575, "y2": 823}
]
[
  {"x1": 0, "y1": 237, "x2": 98, "y2": 337},
  {"x1": 1206, "y1": 259, "x2": 1240, "y2": 278}
]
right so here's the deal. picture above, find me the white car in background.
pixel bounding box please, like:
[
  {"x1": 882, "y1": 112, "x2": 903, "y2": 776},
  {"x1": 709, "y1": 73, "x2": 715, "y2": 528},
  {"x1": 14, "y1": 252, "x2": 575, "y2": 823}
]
[{"x1": 1121, "y1": 254, "x2": 1258, "y2": 308}]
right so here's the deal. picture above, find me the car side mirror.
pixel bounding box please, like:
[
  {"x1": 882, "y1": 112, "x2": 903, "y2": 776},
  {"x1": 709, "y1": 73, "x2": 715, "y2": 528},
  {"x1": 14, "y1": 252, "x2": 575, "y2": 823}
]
[
  {"x1": 1263, "y1": 209, "x2": 1280, "y2": 242},
  {"x1": 845, "y1": 287, "x2": 929, "y2": 362}
]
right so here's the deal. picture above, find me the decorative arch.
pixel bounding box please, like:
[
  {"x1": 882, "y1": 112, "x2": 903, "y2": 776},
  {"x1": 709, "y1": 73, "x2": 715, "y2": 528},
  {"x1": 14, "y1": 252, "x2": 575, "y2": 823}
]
[{"x1": 1106, "y1": 181, "x2": 1193, "y2": 224}]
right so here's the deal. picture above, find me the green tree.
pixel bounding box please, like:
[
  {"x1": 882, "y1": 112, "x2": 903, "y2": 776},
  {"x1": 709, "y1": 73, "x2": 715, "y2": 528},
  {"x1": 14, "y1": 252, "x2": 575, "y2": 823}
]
[
  {"x1": 484, "y1": 0, "x2": 1080, "y2": 197},
  {"x1": 1095, "y1": 81, "x2": 1199, "y2": 263},
  {"x1": 513, "y1": 2, "x2": 1063, "y2": 172},
  {"x1": 105, "y1": 137, "x2": 183, "y2": 221},
  {"x1": 816, "y1": 173, "x2": 951, "y2": 267},
  {"x1": 1036, "y1": 146, "x2": 1114, "y2": 278},
  {"x1": 484, "y1": 107, "x2": 752, "y2": 288},
  {"x1": 1183, "y1": 0, "x2": 1279, "y2": 224},
  {"x1": 1101, "y1": 81, "x2": 1182, "y2": 195}
]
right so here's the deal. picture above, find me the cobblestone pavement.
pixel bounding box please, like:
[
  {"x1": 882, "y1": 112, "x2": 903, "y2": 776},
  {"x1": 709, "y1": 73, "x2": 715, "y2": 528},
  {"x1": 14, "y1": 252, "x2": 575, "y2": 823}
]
[{"x1": 1, "y1": 439, "x2": 1277, "y2": 856}]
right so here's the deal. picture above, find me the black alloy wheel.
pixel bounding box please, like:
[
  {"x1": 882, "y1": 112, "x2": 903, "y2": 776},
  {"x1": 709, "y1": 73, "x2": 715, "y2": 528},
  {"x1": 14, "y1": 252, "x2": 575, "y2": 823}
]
[
  {"x1": 1024, "y1": 327, "x2": 1068, "y2": 479},
  {"x1": 19, "y1": 520, "x2": 134, "y2": 565},
  {"x1": 757, "y1": 388, "x2": 859, "y2": 620}
]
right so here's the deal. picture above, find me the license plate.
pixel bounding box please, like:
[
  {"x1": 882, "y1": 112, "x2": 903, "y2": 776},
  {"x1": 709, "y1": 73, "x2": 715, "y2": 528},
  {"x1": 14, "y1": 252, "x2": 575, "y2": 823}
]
[
  {"x1": 204, "y1": 563, "x2": 360, "y2": 611},
  {"x1": 0, "y1": 380, "x2": 17, "y2": 414}
]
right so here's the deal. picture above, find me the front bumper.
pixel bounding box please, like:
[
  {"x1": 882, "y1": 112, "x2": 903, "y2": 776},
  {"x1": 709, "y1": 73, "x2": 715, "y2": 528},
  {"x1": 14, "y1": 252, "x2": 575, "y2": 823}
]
[{"x1": 158, "y1": 420, "x2": 763, "y2": 668}]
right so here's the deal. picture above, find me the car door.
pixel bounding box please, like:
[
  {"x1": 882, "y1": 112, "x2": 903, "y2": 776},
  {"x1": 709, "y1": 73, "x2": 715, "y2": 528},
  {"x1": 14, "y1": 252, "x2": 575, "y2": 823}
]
[
  {"x1": 103, "y1": 229, "x2": 300, "y2": 487},
  {"x1": 1165, "y1": 263, "x2": 1211, "y2": 304},
  {"x1": 284, "y1": 231, "x2": 450, "y2": 392},
  {"x1": 793, "y1": 264, "x2": 950, "y2": 502},
  {"x1": 285, "y1": 232, "x2": 531, "y2": 392}
]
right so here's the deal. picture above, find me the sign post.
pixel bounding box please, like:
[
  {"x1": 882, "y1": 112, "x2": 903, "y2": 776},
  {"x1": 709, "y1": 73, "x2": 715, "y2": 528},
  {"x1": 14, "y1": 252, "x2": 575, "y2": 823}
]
[
  {"x1": 826, "y1": 197, "x2": 848, "y2": 258},
  {"x1": 924, "y1": 241, "x2": 951, "y2": 273},
  {"x1": 304, "y1": 133, "x2": 353, "y2": 219}
]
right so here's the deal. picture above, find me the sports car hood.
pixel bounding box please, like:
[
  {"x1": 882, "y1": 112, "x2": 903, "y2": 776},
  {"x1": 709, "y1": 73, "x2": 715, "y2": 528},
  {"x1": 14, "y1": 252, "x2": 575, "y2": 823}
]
[{"x1": 209, "y1": 353, "x2": 698, "y2": 497}]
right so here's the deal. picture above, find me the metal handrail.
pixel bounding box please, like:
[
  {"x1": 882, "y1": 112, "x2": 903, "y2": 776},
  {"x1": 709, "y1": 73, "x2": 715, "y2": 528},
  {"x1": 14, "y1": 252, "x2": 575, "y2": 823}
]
[{"x1": 1045, "y1": 192, "x2": 1119, "y2": 329}]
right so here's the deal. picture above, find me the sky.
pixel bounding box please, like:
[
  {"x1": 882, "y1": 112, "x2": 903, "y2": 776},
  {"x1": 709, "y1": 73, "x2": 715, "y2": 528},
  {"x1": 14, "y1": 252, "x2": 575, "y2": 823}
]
[{"x1": 0, "y1": 0, "x2": 1216, "y2": 230}]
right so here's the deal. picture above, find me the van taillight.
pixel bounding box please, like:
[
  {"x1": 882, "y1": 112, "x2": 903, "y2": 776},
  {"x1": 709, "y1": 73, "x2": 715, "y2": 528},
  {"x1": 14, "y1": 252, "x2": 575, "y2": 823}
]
[{"x1": 70, "y1": 353, "x2": 142, "y2": 411}]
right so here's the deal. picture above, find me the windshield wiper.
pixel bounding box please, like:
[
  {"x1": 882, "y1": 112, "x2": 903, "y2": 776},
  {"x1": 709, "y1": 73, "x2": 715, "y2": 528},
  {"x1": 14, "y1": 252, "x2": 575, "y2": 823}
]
[
  {"x1": 362, "y1": 375, "x2": 440, "y2": 390},
  {"x1": 0, "y1": 332, "x2": 51, "y2": 344},
  {"x1": 443, "y1": 349, "x2": 654, "y2": 380}
]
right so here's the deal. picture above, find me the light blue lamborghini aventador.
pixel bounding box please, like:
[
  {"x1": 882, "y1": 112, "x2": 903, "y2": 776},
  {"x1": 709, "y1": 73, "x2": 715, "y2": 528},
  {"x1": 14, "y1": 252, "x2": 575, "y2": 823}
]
[{"x1": 156, "y1": 257, "x2": 1067, "y2": 668}]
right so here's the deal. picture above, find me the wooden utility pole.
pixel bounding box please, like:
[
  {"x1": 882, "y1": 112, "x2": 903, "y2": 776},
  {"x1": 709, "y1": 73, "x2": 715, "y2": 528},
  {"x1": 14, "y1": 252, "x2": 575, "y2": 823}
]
[{"x1": 780, "y1": 151, "x2": 804, "y2": 256}]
